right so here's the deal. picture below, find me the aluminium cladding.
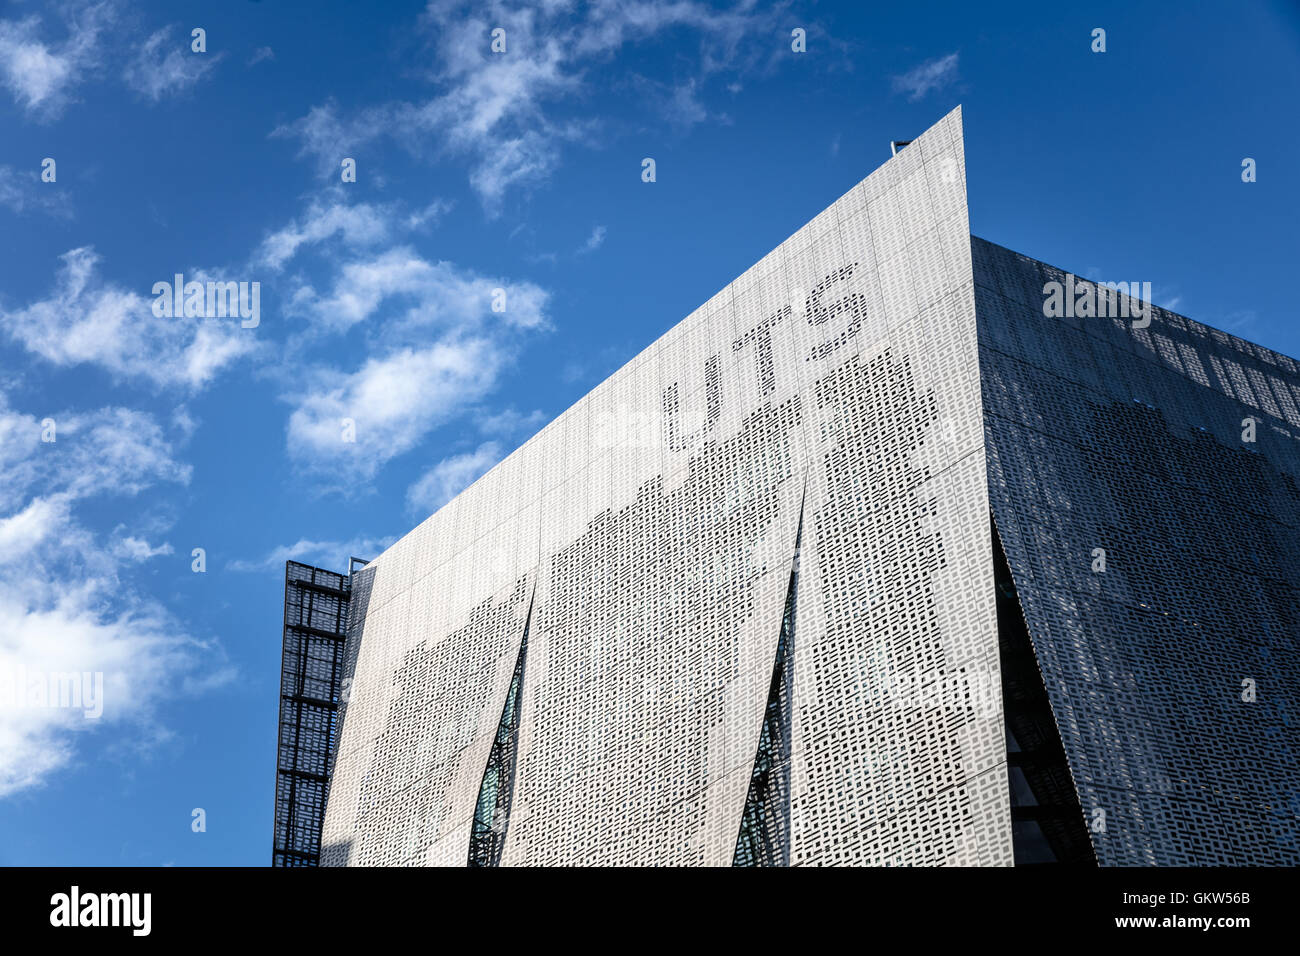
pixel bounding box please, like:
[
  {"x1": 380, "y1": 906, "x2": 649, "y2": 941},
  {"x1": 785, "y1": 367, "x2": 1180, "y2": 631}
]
[{"x1": 297, "y1": 106, "x2": 1299, "y2": 867}]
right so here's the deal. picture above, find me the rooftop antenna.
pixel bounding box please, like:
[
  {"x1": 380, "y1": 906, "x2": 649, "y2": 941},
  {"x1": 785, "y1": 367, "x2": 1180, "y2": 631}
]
[{"x1": 890, "y1": 139, "x2": 912, "y2": 157}]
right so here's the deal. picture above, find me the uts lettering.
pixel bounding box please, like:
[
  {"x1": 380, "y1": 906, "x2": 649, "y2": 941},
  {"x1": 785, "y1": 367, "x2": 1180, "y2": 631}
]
[{"x1": 663, "y1": 263, "x2": 866, "y2": 447}]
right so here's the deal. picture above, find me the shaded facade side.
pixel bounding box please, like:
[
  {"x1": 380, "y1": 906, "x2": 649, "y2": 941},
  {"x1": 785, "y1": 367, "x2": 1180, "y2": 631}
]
[{"x1": 975, "y1": 236, "x2": 1300, "y2": 865}]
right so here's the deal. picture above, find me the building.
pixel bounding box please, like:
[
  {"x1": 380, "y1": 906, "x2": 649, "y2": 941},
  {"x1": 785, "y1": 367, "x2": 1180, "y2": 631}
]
[
  {"x1": 272, "y1": 559, "x2": 367, "y2": 866},
  {"x1": 273, "y1": 107, "x2": 1300, "y2": 867}
]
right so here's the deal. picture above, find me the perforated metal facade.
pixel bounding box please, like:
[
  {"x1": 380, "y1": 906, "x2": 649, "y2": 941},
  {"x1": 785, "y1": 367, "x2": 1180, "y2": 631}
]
[
  {"x1": 311, "y1": 107, "x2": 1299, "y2": 866},
  {"x1": 976, "y1": 238, "x2": 1300, "y2": 865}
]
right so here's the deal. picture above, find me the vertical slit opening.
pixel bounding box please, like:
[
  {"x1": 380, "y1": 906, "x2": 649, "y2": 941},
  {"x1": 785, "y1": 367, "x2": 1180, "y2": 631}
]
[
  {"x1": 468, "y1": 590, "x2": 533, "y2": 867},
  {"x1": 734, "y1": 499, "x2": 803, "y2": 866},
  {"x1": 994, "y1": 517, "x2": 1097, "y2": 865}
]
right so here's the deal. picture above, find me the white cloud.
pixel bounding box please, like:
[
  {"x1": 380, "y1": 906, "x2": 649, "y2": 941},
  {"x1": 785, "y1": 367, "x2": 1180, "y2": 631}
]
[
  {"x1": 122, "y1": 27, "x2": 221, "y2": 102},
  {"x1": 272, "y1": 100, "x2": 388, "y2": 178},
  {"x1": 668, "y1": 79, "x2": 709, "y2": 126},
  {"x1": 401, "y1": 407, "x2": 544, "y2": 515},
  {"x1": 0, "y1": 496, "x2": 70, "y2": 566},
  {"x1": 0, "y1": 2, "x2": 112, "y2": 120},
  {"x1": 476, "y1": 406, "x2": 547, "y2": 438},
  {"x1": 1, "y1": 247, "x2": 257, "y2": 390},
  {"x1": 256, "y1": 198, "x2": 395, "y2": 271},
  {"x1": 111, "y1": 535, "x2": 173, "y2": 562},
  {"x1": 461, "y1": 128, "x2": 566, "y2": 209},
  {"x1": 287, "y1": 339, "x2": 506, "y2": 480},
  {"x1": 0, "y1": 164, "x2": 72, "y2": 217},
  {"x1": 279, "y1": 0, "x2": 770, "y2": 210},
  {"x1": 0, "y1": 400, "x2": 191, "y2": 514},
  {"x1": 405, "y1": 198, "x2": 453, "y2": 230},
  {"x1": 227, "y1": 535, "x2": 397, "y2": 573},
  {"x1": 0, "y1": 570, "x2": 223, "y2": 796},
  {"x1": 891, "y1": 52, "x2": 959, "y2": 102},
  {"x1": 287, "y1": 245, "x2": 550, "y2": 335},
  {"x1": 633, "y1": 75, "x2": 712, "y2": 129},
  {"x1": 0, "y1": 390, "x2": 224, "y2": 798},
  {"x1": 1221, "y1": 309, "x2": 1258, "y2": 336},
  {"x1": 248, "y1": 46, "x2": 274, "y2": 67},
  {"x1": 254, "y1": 194, "x2": 453, "y2": 273},
  {"x1": 171, "y1": 405, "x2": 199, "y2": 440},
  {"x1": 256, "y1": 196, "x2": 551, "y2": 486},
  {"x1": 579, "y1": 225, "x2": 607, "y2": 254},
  {"x1": 406, "y1": 441, "x2": 502, "y2": 515}
]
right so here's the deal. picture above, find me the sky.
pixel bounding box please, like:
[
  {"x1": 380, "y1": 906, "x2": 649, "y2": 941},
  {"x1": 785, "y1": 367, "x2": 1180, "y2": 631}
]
[{"x1": 0, "y1": 0, "x2": 1297, "y2": 866}]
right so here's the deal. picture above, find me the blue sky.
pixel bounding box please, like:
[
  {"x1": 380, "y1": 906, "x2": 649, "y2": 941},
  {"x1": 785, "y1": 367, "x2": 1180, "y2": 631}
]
[{"x1": 0, "y1": 0, "x2": 1296, "y2": 866}]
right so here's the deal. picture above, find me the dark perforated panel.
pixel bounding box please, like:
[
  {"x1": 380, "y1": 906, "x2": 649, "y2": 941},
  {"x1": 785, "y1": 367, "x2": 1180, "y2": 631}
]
[{"x1": 976, "y1": 237, "x2": 1300, "y2": 865}]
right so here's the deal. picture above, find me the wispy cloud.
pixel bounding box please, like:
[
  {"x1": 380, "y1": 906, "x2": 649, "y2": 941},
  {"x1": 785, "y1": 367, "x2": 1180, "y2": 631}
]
[
  {"x1": 475, "y1": 406, "x2": 547, "y2": 438},
  {"x1": 226, "y1": 535, "x2": 397, "y2": 573},
  {"x1": 110, "y1": 535, "x2": 174, "y2": 562},
  {"x1": 401, "y1": 405, "x2": 546, "y2": 516},
  {"x1": 578, "y1": 224, "x2": 607, "y2": 254},
  {"x1": 1220, "y1": 309, "x2": 1258, "y2": 337},
  {"x1": 252, "y1": 194, "x2": 551, "y2": 490},
  {"x1": 270, "y1": 99, "x2": 393, "y2": 179},
  {"x1": 632, "y1": 75, "x2": 714, "y2": 129},
  {"x1": 891, "y1": 52, "x2": 959, "y2": 101},
  {"x1": 286, "y1": 339, "x2": 506, "y2": 483},
  {"x1": 276, "y1": 0, "x2": 773, "y2": 212},
  {"x1": 0, "y1": 164, "x2": 72, "y2": 217},
  {"x1": 122, "y1": 26, "x2": 221, "y2": 102},
  {"x1": 406, "y1": 441, "x2": 502, "y2": 515},
  {"x1": 284, "y1": 245, "x2": 549, "y2": 336},
  {"x1": 0, "y1": 405, "x2": 191, "y2": 514},
  {"x1": 0, "y1": 390, "x2": 227, "y2": 798},
  {"x1": 1, "y1": 247, "x2": 258, "y2": 390},
  {"x1": 253, "y1": 193, "x2": 452, "y2": 272},
  {"x1": 256, "y1": 196, "x2": 394, "y2": 271},
  {"x1": 0, "y1": 1, "x2": 113, "y2": 120}
]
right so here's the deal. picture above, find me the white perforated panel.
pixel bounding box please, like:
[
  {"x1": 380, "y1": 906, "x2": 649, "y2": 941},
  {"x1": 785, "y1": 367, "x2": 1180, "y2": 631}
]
[{"x1": 320, "y1": 107, "x2": 1011, "y2": 866}]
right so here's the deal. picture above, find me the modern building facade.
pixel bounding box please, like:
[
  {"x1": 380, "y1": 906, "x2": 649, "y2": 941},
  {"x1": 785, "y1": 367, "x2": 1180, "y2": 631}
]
[{"x1": 274, "y1": 107, "x2": 1300, "y2": 866}]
